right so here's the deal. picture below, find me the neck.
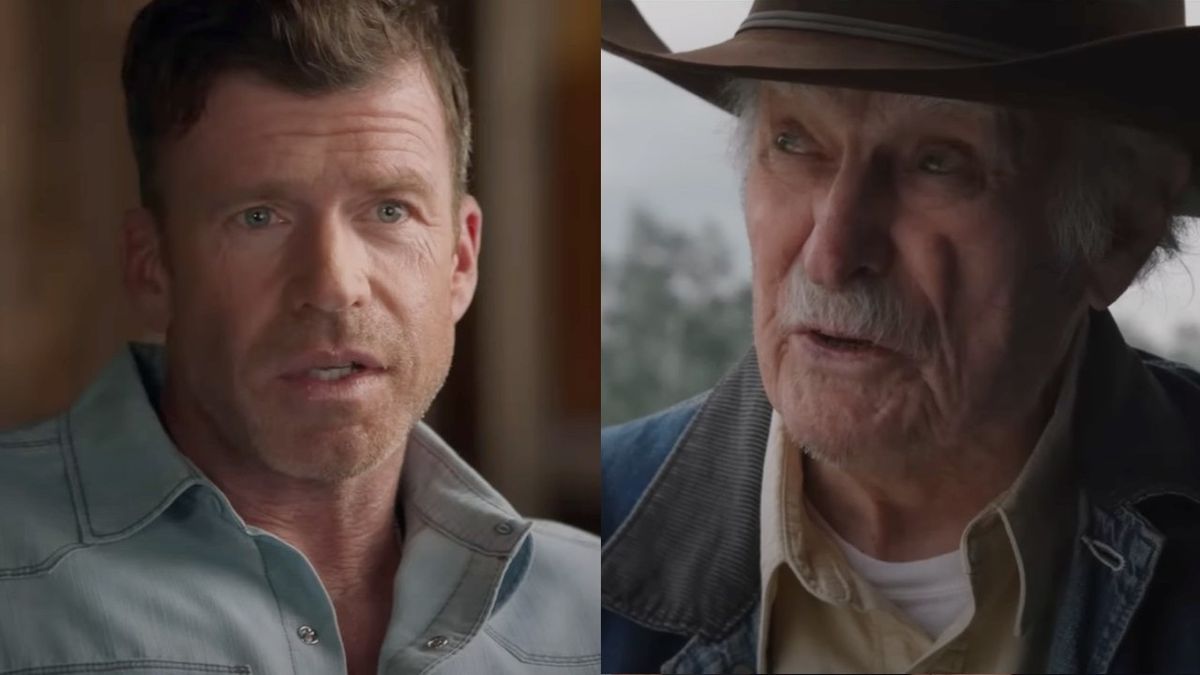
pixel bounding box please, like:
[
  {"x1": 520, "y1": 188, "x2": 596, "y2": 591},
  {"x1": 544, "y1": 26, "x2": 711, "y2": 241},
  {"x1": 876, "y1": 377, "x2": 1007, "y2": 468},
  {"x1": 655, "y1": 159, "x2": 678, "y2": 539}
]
[
  {"x1": 804, "y1": 441, "x2": 1030, "y2": 561},
  {"x1": 214, "y1": 460, "x2": 404, "y2": 601},
  {"x1": 160, "y1": 391, "x2": 405, "y2": 604}
]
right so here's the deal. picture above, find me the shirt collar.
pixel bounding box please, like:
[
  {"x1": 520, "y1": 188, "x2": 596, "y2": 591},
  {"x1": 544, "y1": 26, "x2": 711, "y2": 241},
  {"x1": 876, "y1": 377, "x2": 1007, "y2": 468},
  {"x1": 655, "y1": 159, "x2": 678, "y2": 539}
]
[
  {"x1": 757, "y1": 411, "x2": 873, "y2": 613},
  {"x1": 997, "y1": 313, "x2": 1087, "y2": 635},
  {"x1": 400, "y1": 422, "x2": 531, "y2": 557},
  {"x1": 65, "y1": 343, "x2": 201, "y2": 541},
  {"x1": 65, "y1": 342, "x2": 531, "y2": 558},
  {"x1": 759, "y1": 412, "x2": 789, "y2": 581}
]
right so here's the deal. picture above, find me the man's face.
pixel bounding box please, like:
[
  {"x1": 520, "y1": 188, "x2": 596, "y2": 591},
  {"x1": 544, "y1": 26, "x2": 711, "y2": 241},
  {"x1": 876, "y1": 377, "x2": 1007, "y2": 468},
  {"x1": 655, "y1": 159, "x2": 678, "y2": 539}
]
[
  {"x1": 745, "y1": 83, "x2": 1085, "y2": 468},
  {"x1": 132, "y1": 61, "x2": 480, "y2": 482}
]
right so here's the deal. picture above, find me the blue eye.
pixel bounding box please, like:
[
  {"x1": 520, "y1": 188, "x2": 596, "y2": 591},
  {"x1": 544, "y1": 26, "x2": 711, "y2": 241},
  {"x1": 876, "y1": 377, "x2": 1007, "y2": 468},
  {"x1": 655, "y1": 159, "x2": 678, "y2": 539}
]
[
  {"x1": 239, "y1": 206, "x2": 275, "y2": 229},
  {"x1": 376, "y1": 202, "x2": 409, "y2": 224}
]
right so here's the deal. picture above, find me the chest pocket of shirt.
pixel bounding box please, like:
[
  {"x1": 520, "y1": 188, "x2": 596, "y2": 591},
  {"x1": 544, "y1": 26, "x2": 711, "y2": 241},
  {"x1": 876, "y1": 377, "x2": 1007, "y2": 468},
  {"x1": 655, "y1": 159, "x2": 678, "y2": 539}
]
[{"x1": 0, "y1": 661, "x2": 252, "y2": 675}]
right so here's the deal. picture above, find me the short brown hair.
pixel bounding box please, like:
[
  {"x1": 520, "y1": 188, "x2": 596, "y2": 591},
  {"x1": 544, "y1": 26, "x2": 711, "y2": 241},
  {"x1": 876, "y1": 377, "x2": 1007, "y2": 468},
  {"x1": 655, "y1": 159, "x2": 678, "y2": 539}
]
[{"x1": 122, "y1": 0, "x2": 471, "y2": 214}]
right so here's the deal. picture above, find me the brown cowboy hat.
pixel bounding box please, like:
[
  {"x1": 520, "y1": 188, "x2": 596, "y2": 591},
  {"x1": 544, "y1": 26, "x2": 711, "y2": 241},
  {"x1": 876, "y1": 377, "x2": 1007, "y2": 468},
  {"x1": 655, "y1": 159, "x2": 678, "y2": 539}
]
[{"x1": 602, "y1": 0, "x2": 1200, "y2": 215}]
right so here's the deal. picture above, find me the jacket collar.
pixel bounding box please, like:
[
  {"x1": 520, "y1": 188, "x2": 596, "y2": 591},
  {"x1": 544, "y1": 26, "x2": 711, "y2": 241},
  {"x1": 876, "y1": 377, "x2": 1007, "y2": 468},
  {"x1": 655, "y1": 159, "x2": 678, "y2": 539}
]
[
  {"x1": 602, "y1": 348, "x2": 773, "y2": 640},
  {"x1": 1072, "y1": 311, "x2": 1200, "y2": 509},
  {"x1": 65, "y1": 343, "x2": 532, "y2": 566},
  {"x1": 602, "y1": 310, "x2": 1200, "y2": 642}
]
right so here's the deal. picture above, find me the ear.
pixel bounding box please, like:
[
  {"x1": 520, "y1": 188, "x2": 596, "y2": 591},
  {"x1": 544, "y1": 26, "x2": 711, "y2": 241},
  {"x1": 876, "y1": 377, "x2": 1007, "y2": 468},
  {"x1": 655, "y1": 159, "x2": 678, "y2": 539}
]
[
  {"x1": 1083, "y1": 222, "x2": 1161, "y2": 309},
  {"x1": 449, "y1": 194, "x2": 482, "y2": 322},
  {"x1": 121, "y1": 208, "x2": 172, "y2": 333},
  {"x1": 1085, "y1": 156, "x2": 1192, "y2": 309}
]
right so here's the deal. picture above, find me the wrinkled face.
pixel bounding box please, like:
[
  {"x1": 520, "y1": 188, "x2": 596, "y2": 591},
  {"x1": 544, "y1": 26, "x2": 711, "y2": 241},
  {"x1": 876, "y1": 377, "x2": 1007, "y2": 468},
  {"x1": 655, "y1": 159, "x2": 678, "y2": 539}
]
[
  {"x1": 142, "y1": 61, "x2": 479, "y2": 482},
  {"x1": 744, "y1": 83, "x2": 1086, "y2": 468}
]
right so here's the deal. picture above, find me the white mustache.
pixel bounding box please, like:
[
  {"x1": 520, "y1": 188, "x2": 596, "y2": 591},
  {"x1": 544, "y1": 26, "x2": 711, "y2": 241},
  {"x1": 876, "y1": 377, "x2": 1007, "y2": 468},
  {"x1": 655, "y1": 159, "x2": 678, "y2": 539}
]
[{"x1": 777, "y1": 263, "x2": 932, "y2": 358}]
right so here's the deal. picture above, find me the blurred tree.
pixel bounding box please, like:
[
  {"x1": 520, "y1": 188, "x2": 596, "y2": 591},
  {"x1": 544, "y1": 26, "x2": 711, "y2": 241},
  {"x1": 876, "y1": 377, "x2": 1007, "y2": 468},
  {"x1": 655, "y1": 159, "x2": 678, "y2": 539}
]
[{"x1": 602, "y1": 209, "x2": 752, "y2": 425}]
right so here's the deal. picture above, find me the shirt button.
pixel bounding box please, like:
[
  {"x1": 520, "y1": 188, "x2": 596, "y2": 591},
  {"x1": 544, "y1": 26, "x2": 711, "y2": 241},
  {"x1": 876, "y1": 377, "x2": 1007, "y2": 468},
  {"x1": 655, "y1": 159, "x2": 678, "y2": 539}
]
[
  {"x1": 494, "y1": 521, "x2": 514, "y2": 535},
  {"x1": 425, "y1": 635, "x2": 449, "y2": 649},
  {"x1": 296, "y1": 625, "x2": 319, "y2": 645}
]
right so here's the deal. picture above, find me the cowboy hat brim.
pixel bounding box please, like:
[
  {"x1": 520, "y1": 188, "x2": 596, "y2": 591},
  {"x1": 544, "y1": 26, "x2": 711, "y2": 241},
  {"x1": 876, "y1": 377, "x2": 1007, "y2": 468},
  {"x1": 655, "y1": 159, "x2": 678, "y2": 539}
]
[{"x1": 602, "y1": 1, "x2": 1200, "y2": 215}]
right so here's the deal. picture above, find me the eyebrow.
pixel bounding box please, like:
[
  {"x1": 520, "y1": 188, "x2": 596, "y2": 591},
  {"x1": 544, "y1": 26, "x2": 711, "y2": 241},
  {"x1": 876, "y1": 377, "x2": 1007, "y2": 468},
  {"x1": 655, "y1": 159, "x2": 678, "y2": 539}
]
[
  {"x1": 757, "y1": 81, "x2": 1017, "y2": 173},
  {"x1": 345, "y1": 163, "x2": 438, "y2": 199},
  {"x1": 205, "y1": 165, "x2": 438, "y2": 216}
]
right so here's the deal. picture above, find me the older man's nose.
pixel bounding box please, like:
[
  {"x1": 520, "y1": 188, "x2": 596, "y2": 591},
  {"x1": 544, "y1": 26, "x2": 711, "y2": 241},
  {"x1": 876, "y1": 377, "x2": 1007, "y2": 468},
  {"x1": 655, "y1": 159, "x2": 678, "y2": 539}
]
[
  {"x1": 802, "y1": 160, "x2": 894, "y2": 289},
  {"x1": 287, "y1": 216, "x2": 370, "y2": 314}
]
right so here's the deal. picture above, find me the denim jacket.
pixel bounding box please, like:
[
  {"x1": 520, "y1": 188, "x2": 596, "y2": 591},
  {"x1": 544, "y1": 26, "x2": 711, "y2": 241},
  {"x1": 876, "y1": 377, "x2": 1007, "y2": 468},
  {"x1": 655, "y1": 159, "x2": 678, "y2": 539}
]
[{"x1": 602, "y1": 311, "x2": 1200, "y2": 674}]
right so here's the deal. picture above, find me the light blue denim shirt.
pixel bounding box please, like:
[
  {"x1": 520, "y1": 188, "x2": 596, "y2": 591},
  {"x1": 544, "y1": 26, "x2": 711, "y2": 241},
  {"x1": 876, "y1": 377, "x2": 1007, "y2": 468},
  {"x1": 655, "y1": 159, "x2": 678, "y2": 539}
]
[{"x1": 0, "y1": 344, "x2": 599, "y2": 674}]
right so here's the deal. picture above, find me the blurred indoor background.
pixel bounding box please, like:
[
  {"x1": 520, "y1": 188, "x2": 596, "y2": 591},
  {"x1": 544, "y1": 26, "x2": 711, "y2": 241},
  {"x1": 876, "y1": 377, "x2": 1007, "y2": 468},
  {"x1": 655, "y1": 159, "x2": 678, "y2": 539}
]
[{"x1": 0, "y1": 1, "x2": 599, "y2": 532}]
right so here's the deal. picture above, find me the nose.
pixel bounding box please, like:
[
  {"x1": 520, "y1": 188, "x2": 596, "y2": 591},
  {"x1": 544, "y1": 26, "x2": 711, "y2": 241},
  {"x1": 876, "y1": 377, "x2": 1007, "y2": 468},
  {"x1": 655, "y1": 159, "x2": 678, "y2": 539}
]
[
  {"x1": 801, "y1": 157, "x2": 895, "y2": 289},
  {"x1": 286, "y1": 214, "x2": 370, "y2": 315}
]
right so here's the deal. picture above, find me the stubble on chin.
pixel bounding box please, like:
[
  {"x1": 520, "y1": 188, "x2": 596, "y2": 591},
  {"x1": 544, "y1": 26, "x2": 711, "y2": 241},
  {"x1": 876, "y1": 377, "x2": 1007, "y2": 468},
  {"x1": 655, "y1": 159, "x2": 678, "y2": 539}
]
[
  {"x1": 235, "y1": 369, "x2": 446, "y2": 484},
  {"x1": 245, "y1": 412, "x2": 410, "y2": 483}
]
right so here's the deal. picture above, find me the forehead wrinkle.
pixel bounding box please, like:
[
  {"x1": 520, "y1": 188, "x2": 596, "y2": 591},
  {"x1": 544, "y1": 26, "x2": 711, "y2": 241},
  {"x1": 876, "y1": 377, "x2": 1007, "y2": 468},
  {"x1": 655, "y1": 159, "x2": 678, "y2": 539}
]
[
  {"x1": 763, "y1": 81, "x2": 868, "y2": 117},
  {"x1": 160, "y1": 66, "x2": 457, "y2": 220},
  {"x1": 875, "y1": 94, "x2": 998, "y2": 131},
  {"x1": 263, "y1": 108, "x2": 439, "y2": 136},
  {"x1": 762, "y1": 81, "x2": 997, "y2": 130},
  {"x1": 201, "y1": 145, "x2": 441, "y2": 212},
  {"x1": 262, "y1": 115, "x2": 439, "y2": 151},
  {"x1": 250, "y1": 125, "x2": 444, "y2": 188},
  {"x1": 337, "y1": 157, "x2": 437, "y2": 195},
  {"x1": 266, "y1": 132, "x2": 441, "y2": 165}
]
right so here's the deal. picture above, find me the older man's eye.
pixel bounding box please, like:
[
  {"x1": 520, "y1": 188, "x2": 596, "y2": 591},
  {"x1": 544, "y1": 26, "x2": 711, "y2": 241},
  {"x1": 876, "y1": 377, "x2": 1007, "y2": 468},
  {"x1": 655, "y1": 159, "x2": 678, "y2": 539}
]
[
  {"x1": 376, "y1": 201, "x2": 410, "y2": 224},
  {"x1": 239, "y1": 206, "x2": 276, "y2": 229},
  {"x1": 916, "y1": 147, "x2": 969, "y2": 175},
  {"x1": 773, "y1": 132, "x2": 815, "y2": 155}
]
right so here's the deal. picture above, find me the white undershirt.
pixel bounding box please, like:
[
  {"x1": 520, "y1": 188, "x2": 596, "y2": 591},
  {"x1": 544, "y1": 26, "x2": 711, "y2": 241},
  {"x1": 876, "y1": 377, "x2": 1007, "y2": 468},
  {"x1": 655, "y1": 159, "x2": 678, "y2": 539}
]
[{"x1": 808, "y1": 503, "x2": 972, "y2": 638}]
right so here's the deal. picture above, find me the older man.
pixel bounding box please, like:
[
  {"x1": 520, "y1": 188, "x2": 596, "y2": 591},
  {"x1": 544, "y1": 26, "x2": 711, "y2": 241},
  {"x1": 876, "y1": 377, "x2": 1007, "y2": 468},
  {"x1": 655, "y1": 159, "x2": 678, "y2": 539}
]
[
  {"x1": 0, "y1": 1, "x2": 598, "y2": 674},
  {"x1": 602, "y1": 2, "x2": 1200, "y2": 673}
]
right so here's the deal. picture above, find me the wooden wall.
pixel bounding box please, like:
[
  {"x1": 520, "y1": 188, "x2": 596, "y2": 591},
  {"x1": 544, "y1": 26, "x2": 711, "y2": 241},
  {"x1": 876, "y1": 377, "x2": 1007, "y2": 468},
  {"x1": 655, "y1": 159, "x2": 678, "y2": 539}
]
[{"x1": 0, "y1": 0, "x2": 144, "y2": 425}]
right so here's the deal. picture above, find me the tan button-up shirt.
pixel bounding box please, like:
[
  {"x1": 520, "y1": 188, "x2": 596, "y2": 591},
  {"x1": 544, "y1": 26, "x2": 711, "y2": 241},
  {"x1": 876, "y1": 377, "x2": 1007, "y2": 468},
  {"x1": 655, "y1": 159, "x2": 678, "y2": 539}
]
[{"x1": 759, "y1": 323, "x2": 1086, "y2": 674}]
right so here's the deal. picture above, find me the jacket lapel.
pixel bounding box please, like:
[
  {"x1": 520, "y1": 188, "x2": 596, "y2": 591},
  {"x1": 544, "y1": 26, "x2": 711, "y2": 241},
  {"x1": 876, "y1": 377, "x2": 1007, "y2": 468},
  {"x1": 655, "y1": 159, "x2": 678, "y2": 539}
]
[
  {"x1": 1048, "y1": 311, "x2": 1200, "y2": 672},
  {"x1": 601, "y1": 349, "x2": 772, "y2": 641}
]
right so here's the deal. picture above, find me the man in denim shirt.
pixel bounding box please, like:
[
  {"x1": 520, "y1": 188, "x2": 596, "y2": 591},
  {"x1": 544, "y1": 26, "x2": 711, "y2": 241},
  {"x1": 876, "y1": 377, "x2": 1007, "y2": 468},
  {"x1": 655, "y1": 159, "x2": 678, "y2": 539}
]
[
  {"x1": 602, "y1": 1, "x2": 1200, "y2": 673},
  {"x1": 0, "y1": 1, "x2": 598, "y2": 673}
]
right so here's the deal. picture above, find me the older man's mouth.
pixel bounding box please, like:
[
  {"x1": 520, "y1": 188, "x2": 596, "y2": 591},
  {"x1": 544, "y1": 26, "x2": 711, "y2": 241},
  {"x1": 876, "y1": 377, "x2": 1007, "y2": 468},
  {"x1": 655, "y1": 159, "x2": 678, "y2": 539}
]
[
  {"x1": 797, "y1": 328, "x2": 896, "y2": 359},
  {"x1": 810, "y1": 330, "x2": 873, "y2": 349}
]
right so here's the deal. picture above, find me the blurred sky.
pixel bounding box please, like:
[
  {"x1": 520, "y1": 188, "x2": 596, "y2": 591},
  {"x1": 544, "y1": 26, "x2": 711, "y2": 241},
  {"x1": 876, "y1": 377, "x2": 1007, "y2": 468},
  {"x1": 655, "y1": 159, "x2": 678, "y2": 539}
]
[{"x1": 602, "y1": 0, "x2": 1200, "y2": 352}]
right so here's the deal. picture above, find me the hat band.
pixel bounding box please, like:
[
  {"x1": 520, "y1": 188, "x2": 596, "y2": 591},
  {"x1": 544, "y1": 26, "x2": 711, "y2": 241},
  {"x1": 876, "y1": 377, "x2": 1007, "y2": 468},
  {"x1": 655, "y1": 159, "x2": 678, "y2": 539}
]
[{"x1": 738, "y1": 10, "x2": 1032, "y2": 61}]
